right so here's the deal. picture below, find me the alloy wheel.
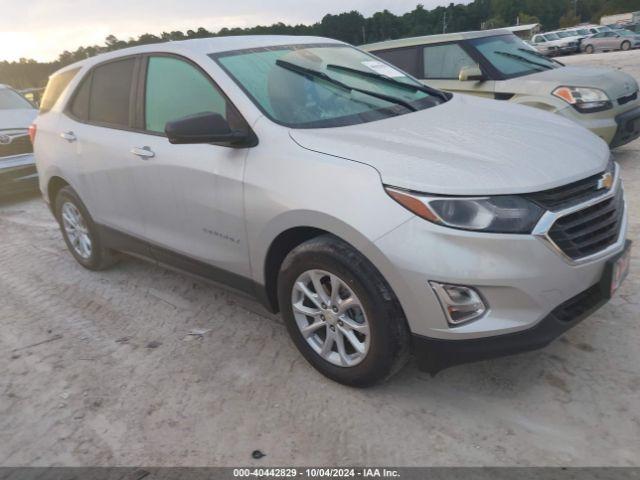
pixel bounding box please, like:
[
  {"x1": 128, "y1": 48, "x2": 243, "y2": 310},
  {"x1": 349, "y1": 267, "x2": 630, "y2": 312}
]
[
  {"x1": 291, "y1": 269, "x2": 370, "y2": 367},
  {"x1": 61, "y1": 202, "x2": 93, "y2": 259}
]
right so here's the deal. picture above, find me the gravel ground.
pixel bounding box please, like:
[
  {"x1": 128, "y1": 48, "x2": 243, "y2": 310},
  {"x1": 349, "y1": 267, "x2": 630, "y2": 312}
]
[{"x1": 1, "y1": 50, "x2": 639, "y2": 467}]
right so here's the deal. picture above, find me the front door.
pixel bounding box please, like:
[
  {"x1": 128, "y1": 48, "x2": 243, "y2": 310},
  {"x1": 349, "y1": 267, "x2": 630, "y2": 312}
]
[
  {"x1": 129, "y1": 54, "x2": 251, "y2": 280},
  {"x1": 420, "y1": 42, "x2": 496, "y2": 98}
]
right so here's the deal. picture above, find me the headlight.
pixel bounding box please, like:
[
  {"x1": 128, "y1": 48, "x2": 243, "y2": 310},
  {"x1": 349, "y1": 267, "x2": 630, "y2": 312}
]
[
  {"x1": 552, "y1": 86, "x2": 612, "y2": 113},
  {"x1": 385, "y1": 188, "x2": 544, "y2": 234}
]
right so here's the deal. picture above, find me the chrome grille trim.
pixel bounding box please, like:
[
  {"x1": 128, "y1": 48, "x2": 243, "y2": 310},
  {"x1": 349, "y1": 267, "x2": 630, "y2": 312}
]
[{"x1": 532, "y1": 163, "x2": 627, "y2": 265}]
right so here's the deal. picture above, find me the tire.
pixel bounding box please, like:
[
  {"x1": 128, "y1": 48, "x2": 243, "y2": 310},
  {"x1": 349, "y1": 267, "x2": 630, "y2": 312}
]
[
  {"x1": 277, "y1": 234, "x2": 410, "y2": 387},
  {"x1": 54, "y1": 186, "x2": 118, "y2": 271},
  {"x1": 621, "y1": 41, "x2": 631, "y2": 51},
  {"x1": 585, "y1": 45, "x2": 595, "y2": 54}
]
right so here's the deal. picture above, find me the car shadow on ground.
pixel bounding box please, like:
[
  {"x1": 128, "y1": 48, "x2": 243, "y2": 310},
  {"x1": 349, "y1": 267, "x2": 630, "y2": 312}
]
[{"x1": 0, "y1": 190, "x2": 40, "y2": 207}]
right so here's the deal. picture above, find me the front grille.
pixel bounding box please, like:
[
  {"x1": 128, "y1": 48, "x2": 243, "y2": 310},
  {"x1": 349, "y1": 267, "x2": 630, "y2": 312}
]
[
  {"x1": 551, "y1": 282, "x2": 605, "y2": 323},
  {"x1": 0, "y1": 133, "x2": 32, "y2": 159},
  {"x1": 618, "y1": 91, "x2": 638, "y2": 106},
  {"x1": 548, "y1": 188, "x2": 624, "y2": 260},
  {"x1": 525, "y1": 171, "x2": 608, "y2": 211}
]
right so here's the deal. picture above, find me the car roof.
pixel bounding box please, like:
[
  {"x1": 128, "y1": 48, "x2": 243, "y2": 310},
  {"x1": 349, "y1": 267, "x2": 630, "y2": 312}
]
[
  {"x1": 362, "y1": 28, "x2": 513, "y2": 51},
  {"x1": 52, "y1": 35, "x2": 344, "y2": 76}
]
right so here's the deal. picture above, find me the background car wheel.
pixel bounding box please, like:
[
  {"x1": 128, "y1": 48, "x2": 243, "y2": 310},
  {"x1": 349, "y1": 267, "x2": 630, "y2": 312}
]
[
  {"x1": 585, "y1": 45, "x2": 595, "y2": 54},
  {"x1": 277, "y1": 234, "x2": 410, "y2": 387},
  {"x1": 54, "y1": 186, "x2": 118, "y2": 271},
  {"x1": 621, "y1": 41, "x2": 631, "y2": 51}
]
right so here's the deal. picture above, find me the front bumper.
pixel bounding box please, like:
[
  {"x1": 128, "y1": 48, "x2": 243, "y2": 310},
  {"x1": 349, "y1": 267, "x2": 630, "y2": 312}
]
[
  {"x1": 556, "y1": 102, "x2": 640, "y2": 147},
  {"x1": 374, "y1": 169, "x2": 628, "y2": 372},
  {"x1": 412, "y1": 242, "x2": 628, "y2": 373},
  {"x1": 0, "y1": 154, "x2": 38, "y2": 197},
  {"x1": 611, "y1": 106, "x2": 640, "y2": 148}
]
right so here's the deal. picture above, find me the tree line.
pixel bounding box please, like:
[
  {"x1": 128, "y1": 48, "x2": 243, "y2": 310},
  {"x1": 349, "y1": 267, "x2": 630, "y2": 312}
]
[{"x1": 2, "y1": 0, "x2": 639, "y2": 90}]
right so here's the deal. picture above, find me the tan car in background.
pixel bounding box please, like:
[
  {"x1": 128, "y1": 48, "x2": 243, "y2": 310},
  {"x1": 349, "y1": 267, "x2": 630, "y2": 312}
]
[{"x1": 363, "y1": 29, "x2": 640, "y2": 147}]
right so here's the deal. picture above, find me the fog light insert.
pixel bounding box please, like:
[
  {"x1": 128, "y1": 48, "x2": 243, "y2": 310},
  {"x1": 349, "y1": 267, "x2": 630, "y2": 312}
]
[{"x1": 429, "y1": 282, "x2": 487, "y2": 326}]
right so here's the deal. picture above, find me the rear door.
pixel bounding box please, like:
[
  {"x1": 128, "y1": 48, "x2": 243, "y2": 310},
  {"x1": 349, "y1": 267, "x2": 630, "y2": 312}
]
[{"x1": 66, "y1": 56, "x2": 147, "y2": 241}]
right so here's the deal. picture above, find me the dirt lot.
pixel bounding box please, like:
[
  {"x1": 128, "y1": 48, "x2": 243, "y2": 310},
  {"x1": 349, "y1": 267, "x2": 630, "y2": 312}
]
[{"x1": 1, "y1": 50, "x2": 639, "y2": 467}]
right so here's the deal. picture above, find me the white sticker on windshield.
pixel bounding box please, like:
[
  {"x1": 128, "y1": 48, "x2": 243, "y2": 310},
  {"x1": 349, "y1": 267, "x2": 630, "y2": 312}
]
[{"x1": 361, "y1": 60, "x2": 405, "y2": 78}]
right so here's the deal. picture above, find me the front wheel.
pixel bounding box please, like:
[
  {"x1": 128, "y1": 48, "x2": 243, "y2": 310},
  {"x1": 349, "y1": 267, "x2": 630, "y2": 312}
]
[
  {"x1": 54, "y1": 186, "x2": 118, "y2": 270},
  {"x1": 277, "y1": 235, "x2": 410, "y2": 387},
  {"x1": 585, "y1": 45, "x2": 595, "y2": 54},
  {"x1": 621, "y1": 41, "x2": 631, "y2": 51}
]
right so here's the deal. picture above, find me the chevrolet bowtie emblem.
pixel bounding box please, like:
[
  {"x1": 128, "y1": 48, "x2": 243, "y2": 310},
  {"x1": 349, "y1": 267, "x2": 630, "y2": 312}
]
[
  {"x1": 0, "y1": 134, "x2": 12, "y2": 145},
  {"x1": 597, "y1": 172, "x2": 613, "y2": 190}
]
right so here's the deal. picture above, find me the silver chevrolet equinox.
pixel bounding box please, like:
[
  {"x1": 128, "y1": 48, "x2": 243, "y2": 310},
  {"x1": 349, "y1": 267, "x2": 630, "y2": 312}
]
[{"x1": 33, "y1": 36, "x2": 631, "y2": 386}]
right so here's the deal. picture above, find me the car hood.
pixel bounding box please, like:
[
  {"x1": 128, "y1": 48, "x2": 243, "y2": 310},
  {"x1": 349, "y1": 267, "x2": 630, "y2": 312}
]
[
  {"x1": 289, "y1": 94, "x2": 610, "y2": 195},
  {"x1": 0, "y1": 109, "x2": 37, "y2": 130},
  {"x1": 499, "y1": 65, "x2": 639, "y2": 100}
]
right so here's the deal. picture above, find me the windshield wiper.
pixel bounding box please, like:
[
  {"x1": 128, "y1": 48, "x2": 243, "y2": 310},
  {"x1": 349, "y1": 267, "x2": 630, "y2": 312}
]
[
  {"x1": 494, "y1": 51, "x2": 553, "y2": 71},
  {"x1": 326, "y1": 63, "x2": 448, "y2": 102},
  {"x1": 275, "y1": 59, "x2": 418, "y2": 112},
  {"x1": 517, "y1": 48, "x2": 564, "y2": 67}
]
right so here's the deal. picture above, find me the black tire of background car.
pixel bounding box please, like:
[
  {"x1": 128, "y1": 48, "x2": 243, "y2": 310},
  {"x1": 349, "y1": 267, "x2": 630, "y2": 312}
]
[
  {"x1": 621, "y1": 41, "x2": 631, "y2": 51},
  {"x1": 586, "y1": 45, "x2": 595, "y2": 54},
  {"x1": 277, "y1": 234, "x2": 411, "y2": 387},
  {"x1": 54, "y1": 186, "x2": 119, "y2": 270}
]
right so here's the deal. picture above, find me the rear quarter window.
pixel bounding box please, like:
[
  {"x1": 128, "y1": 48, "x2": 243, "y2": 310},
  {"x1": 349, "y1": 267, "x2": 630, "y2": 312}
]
[
  {"x1": 40, "y1": 68, "x2": 80, "y2": 113},
  {"x1": 68, "y1": 73, "x2": 91, "y2": 121}
]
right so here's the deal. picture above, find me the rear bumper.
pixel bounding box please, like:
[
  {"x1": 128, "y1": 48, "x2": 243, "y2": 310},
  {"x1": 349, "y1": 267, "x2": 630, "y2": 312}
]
[
  {"x1": 611, "y1": 106, "x2": 640, "y2": 148},
  {"x1": 412, "y1": 241, "x2": 630, "y2": 374},
  {"x1": 0, "y1": 154, "x2": 38, "y2": 196}
]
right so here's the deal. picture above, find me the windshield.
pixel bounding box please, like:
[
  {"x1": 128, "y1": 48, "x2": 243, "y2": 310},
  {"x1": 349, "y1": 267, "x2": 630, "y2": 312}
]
[
  {"x1": 576, "y1": 29, "x2": 590, "y2": 35},
  {"x1": 0, "y1": 88, "x2": 33, "y2": 110},
  {"x1": 556, "y1": 31, "x2": 572, "y2": 38},
  {"x1": 212, "y1": 44, "x2": 443, "y2": 128},
  {"x1": 544, "y1": 33, "x2": 560, "y2": 41},
  {"x1": 469, "y1": 34, "x2": 559, "y2": 79},
  {"x1": 619, "y1": 29, "x2": 637, "y2": 36}
]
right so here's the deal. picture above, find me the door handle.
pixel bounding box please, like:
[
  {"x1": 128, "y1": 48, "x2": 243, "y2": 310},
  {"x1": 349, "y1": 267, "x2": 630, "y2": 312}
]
[
  {"x1": 131, "y1": 146, "x2": 155, "y2": 159},
  {"x1": 60, "y1": 131, "x2": 76, "y2": 142}
]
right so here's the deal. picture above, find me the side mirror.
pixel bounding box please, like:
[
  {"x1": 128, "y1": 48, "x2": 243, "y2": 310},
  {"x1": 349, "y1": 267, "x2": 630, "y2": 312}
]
[
  {"x1": 165, "y1": 112, "x2": 250, "y2": 146},
  {"x1": 459, "y1": 65, "x2": 485, "y2": 82}
]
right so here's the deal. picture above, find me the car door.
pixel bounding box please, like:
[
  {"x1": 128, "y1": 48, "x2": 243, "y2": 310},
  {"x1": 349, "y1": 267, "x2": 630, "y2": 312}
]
[
  {"x1": 602, "y1": 32, "x2": 618, "y2": 50},
  {"x1": 126, "y1": 54, "x2": 251, "y2": 280},
  {"x1": 421, "y1": 43, "x2": 495, "y2": 98},
  {"x1": 420, "y1": 42, "x2": 496, "y2": 98},
  {"x1": 65, "y1": 56, "x2": 148, "y2": 242}
]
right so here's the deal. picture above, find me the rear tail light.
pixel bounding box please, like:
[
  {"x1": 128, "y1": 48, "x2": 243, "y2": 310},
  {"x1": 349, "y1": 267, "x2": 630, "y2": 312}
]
[{"x1": 28, "y1": 123, "x2": 37, "y2": 144}]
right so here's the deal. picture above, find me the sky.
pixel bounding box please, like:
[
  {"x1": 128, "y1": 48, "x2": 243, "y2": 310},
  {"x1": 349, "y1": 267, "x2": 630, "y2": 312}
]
[{"x1": 1, "y1": 0, "x2": 471, "y2": 62}]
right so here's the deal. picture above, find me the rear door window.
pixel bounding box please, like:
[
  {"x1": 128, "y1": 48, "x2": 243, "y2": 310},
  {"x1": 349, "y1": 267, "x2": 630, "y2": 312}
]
[
  {"x1": 422, "y1": 43, "x2": 476, "y2": 79},
  {"x1": 144, "y1": 55, "x2": 235, "y2": 134},
  {"x1": 373, "y1": 47, "x2": 420, "y2": 77},
  {"x1": 88, "y1": 58, "x2": 136, "y2": 128},
  {"x1": 40, "y1": 68, "x2": 80, "y2": 113}
]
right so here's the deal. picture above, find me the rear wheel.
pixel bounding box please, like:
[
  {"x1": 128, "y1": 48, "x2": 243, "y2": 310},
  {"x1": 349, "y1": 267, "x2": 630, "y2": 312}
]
[
  {"x1": 621, "y1": 41, "x2": 631, "y2": 51},
  {"x1": 54, "y1": 186, "x2": 118, "y2": 270},
  {"x1": 585, "y1": 44, "x2": 595, "y2": 54},
  {"x1": 277, "y1": 235, "x2": 410, "y2": 387}
]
